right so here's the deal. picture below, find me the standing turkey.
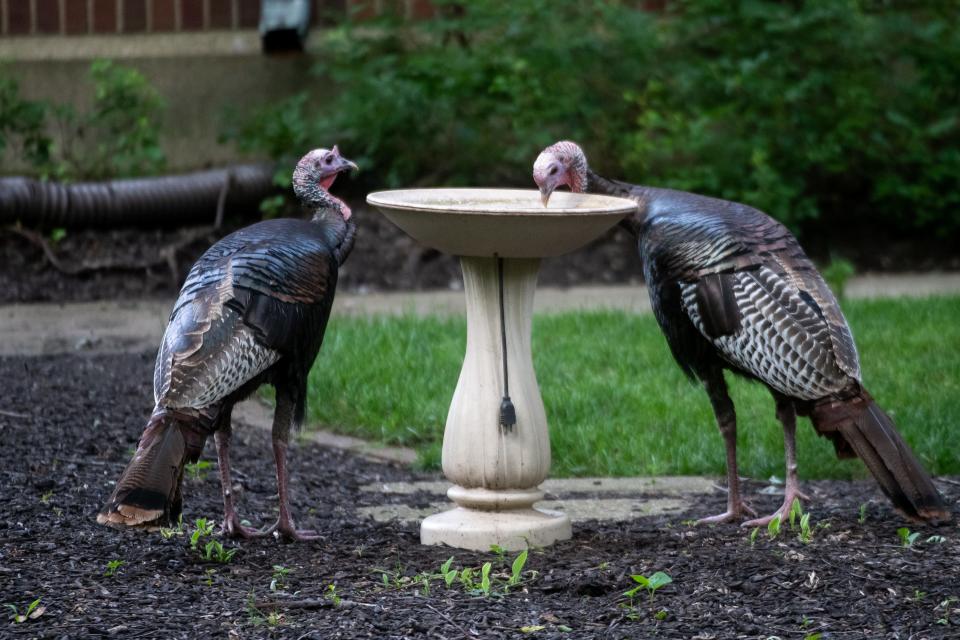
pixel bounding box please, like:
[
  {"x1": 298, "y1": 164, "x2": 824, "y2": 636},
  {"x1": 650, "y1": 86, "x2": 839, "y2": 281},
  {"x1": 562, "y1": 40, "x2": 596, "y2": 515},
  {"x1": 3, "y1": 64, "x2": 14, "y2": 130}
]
[
  {"x1": 98, "y1": 146, "x2": 358, "y2": 541},
  {"x1": 533, "y1": 140, "x2": 950, "y2": 526}
]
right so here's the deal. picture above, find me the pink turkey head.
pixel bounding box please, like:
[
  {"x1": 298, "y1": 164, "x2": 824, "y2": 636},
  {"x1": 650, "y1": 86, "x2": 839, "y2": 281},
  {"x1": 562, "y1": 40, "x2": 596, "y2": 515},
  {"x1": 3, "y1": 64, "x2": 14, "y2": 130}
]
[
  {"x1": 292, "y1": 146, "x2": 359, "y2": 204},
  {"x1": 532, "y1": 140, "x2": 588, "y2": 206}
]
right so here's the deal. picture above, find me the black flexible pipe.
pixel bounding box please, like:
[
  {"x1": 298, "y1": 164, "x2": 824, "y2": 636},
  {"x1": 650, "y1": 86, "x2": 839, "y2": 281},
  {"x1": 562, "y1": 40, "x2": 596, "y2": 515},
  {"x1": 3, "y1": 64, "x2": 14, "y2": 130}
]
[{"x1": 0, "y1": 164, "x2": 277, "y2": 228}]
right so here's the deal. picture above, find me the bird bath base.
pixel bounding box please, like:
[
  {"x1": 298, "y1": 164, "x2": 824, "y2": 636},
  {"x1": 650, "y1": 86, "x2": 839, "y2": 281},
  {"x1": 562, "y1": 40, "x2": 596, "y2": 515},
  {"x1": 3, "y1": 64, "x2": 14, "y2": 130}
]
[
  {"x1": 422, "y1": 255, "x2": 566, "y2": 551},
  {"x1": 366, "y1": 189, "x2": 636, "y2": 552},
  {"x1": 421, "y1": 489, "x2": 570, "y2": 552}
]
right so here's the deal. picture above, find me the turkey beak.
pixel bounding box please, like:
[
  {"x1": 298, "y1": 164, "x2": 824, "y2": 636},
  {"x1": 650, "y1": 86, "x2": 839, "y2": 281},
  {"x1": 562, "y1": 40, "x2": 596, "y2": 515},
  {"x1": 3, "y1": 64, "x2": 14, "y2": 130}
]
[{"x1": 539, "y1": 185, "x2": 554, "y2": 207}]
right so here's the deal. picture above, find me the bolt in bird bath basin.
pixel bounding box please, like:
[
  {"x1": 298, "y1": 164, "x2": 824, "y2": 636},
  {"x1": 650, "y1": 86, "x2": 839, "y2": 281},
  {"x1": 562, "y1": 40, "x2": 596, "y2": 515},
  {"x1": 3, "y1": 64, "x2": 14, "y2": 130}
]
[{"x1": 367, "y1": 188, "x2": 637, "y2": 551}]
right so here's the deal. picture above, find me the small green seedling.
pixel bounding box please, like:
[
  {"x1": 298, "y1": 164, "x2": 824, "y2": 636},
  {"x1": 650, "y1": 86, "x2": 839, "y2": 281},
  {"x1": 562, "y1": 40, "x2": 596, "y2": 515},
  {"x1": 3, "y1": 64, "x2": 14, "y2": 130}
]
[
  {"x1": 798, "y1": 512, "x2": 813, "y2": 544},
  {"x1": 749, "y1": 527, "x2": 760, "y2": 547},
  {"x1": 804, "y1": 633, "x2": 823, "y2": 640},
  {"x1": 489, "y1": 544, "x2": 507, "y2": 565},
  {"x1": 624, "y1": 571, "x2": 673, "y2": 603},
  {"x1": 103, "y1": 559, "x2": 125, "y2": 577},
  {"x1": 788, "y1": 499, "x2": 802, "y2": 529},
  {"x1": 159, "y1": 515, "x2": 185, "y2": 539},
  {"x1": 480, "y1": 562, "x2": 492, "y2": 596},
  {"x1": 190, "y1": 518, "x2": 215, "y2": 549},
  {"x1": 508, "y1": 549, "x2": 528, "y2": 588},
  {"x1": 204, "y1": 568, "x2": 216, "y2": 586},
  {"x1": 440, "y1": 556, "x2": 458, "y2": 587},
  {"x1": 39, "y1": 491, "x2": 54, "y2": 505},
  {"x1": 858, "y1": 503, "x2": 868, "y2": 524},
  {"x1": 270, "y1": 565, "x2": 291, "y2": 592},
  {"x1": 202, "y1": 540, "x2": 237, "y2": 564},
  {"x1": 325, "y1": 584, "x2": 341, "y2": 606},
  {"x1": 897, "y1": 527, "x2": 921, "y2": 548},
  {"x1": 767, "y1": 513, "x2": 783, "y2": 539},
  {"x1": 5, "y1": 598, "x2": 44, "y2": 623},
  {"x1": 49, "y1": 228, "x2": 67, "y2": 244},
  {"x1": 184, "y1": 460, "x2": 213, "y2": 480}
]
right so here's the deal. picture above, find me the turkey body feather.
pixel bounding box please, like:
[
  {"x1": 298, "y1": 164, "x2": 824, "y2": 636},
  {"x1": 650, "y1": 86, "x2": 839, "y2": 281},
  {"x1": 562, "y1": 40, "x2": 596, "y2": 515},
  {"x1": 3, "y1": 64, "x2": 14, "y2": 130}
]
[{"x1": 99, "y1": 146, "x2": 358, "y2": 540}]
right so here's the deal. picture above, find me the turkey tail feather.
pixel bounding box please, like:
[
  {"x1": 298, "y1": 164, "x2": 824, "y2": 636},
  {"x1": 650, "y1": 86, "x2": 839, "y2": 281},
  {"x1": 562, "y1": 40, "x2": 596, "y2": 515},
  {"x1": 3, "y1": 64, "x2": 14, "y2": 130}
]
[
  {"x1": 97, "y1": 411, "x2": 206, "y2": 529},
  {"x1": 817, "y1": 395, "x2": 950, "y2": 523}
]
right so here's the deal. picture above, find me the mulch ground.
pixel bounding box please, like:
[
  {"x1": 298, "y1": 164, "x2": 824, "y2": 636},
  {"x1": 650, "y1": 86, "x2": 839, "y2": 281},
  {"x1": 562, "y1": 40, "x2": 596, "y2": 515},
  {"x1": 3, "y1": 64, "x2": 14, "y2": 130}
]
[{"x1": 2, "y1": 352, "x2": 959, "y2": 639}]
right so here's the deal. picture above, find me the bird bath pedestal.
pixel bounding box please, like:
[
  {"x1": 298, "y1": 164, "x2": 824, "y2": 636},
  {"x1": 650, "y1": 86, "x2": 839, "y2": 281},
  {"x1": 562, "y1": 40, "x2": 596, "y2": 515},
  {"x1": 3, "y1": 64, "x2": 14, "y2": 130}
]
[{"x1": 367, "y1": 189, "x2": 636, "y2": 551}]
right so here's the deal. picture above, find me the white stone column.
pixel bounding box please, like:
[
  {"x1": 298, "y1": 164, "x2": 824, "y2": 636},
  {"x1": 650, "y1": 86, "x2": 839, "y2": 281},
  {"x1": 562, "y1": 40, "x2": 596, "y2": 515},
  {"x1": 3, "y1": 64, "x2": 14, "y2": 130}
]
[{"x1": 420, "y1": 256, "x2": 571, "y2": 551}]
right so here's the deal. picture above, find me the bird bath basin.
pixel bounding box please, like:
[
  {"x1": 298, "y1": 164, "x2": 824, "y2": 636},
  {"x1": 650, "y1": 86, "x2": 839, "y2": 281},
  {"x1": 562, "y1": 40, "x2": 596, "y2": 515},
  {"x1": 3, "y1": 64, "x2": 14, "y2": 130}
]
[{"x1": 367, "y1": 188, "x2": 637, "y2": 551}]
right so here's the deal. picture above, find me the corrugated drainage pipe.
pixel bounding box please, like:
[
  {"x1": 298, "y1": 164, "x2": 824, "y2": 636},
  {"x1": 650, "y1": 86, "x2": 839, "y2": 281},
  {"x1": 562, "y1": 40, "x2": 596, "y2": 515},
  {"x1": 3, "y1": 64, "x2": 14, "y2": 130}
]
[{"x1": 0, "y1": 164, "x2": 277, "y2": 228}]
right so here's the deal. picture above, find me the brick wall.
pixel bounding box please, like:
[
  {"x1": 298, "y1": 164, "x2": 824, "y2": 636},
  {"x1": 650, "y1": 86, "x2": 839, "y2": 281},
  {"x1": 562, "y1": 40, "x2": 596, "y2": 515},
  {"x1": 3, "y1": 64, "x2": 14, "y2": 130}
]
[{"x1": 0, "y1": 0, "x2": 436, "y2": 36}]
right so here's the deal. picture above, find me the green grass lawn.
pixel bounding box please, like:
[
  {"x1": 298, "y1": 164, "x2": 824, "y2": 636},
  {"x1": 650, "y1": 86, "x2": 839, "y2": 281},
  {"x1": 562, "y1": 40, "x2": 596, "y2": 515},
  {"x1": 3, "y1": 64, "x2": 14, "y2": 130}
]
[{"x1": 305, "y1": 295, "x2": 960, "y2": 480}]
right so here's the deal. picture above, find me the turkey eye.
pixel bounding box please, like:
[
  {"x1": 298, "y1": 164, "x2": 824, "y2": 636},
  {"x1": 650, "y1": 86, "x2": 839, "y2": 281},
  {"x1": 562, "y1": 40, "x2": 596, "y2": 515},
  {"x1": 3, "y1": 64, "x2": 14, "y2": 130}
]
[
  {"x1": 549, "y1": 166, "x2": 558, "y2": 176},
  {"x1": 325, "y1": 156, "x2": 334, "y2": 164}
]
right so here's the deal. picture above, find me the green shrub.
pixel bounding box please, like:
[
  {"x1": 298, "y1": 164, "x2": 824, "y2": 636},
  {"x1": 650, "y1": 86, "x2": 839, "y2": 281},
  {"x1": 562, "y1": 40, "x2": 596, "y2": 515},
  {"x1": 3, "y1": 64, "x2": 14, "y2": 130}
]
[
  {"x1": 0, "y1": 59, "x2": 165, "y2": 179},
  {"x1": 0, "y1": 67, "x2": 51, "y2": 169},
  {"x1": 228, "y1": 0, "x2": 960, "y2": 237},
  {"x1": 623, "y1": 0, "x2": 960, "y2": 234},
  {"x1": 224, "y1": 0, "x2": 655, "y2": 188}
]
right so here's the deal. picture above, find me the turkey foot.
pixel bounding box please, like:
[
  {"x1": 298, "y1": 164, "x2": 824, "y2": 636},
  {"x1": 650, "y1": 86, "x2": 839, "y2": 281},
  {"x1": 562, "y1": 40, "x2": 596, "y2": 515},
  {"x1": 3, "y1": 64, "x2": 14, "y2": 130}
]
[
  {"x1": 741, "y1": 486, "x2": 811, "y2": 528},
  {"x1": 697, "y1": 497, "x2": 758, "y2": 525},
  {"x1": 221, "y1": 512, "x2": 270, "y2": 539},
  {"x1": 260, "y1": 517, "x2": 321, "y2": 542}
]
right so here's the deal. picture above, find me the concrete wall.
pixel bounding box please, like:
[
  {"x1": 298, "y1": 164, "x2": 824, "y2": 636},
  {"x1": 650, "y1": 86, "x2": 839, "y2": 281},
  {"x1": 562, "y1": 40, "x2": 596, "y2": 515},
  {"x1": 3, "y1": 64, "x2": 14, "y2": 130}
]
[{"x1": 1, "y1": 31, "x2": 321, "y2": 173}]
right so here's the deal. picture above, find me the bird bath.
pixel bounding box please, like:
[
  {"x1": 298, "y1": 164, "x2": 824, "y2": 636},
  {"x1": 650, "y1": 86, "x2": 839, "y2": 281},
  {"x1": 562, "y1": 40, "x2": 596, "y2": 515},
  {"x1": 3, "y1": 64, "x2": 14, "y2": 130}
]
[{"x1": 367, "y1": 188, "x2": 637, "y2": 551}]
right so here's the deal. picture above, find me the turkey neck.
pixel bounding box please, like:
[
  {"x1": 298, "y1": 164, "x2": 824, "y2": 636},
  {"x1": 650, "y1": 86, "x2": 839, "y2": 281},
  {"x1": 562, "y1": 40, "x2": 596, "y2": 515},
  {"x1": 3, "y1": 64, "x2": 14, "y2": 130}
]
[
  {"x1": 305, "y1": 187, "x2": 354, "y2": 256},
  {"x1": 585, "y1": 169, "x2": 653, "y2": 234}
]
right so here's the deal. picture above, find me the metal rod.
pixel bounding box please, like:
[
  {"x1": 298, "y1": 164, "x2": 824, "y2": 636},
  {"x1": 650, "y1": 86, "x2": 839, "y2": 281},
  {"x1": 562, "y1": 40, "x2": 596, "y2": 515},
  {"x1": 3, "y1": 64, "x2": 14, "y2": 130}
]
[{"x1": 497, "y1": 255, "x2": 516, "y2": 431}]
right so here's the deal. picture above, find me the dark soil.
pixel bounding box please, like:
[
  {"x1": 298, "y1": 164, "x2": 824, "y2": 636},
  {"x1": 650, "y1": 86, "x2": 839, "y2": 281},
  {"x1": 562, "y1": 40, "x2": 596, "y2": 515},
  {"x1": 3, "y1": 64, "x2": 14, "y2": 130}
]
[
  {"x1": 2, "y1": 352, "x2": 959, "y2": 639},
  {"x1": 0, "y1": 204, "x2": 642, "y2": 304}
]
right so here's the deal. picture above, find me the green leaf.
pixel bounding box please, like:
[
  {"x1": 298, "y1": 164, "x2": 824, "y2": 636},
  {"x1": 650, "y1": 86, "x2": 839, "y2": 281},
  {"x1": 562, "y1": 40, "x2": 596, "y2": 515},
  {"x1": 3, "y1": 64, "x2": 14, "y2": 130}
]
[{"x1": 510, "y1": 549, "x2": 529, "y2": 585}]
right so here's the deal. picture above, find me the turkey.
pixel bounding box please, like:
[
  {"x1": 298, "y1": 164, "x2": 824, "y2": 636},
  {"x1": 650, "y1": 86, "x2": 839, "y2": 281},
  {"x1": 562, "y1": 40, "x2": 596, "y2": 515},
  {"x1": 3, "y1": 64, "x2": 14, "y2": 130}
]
[
  {"x1": 98, "y1": 146, "x2": 358, "y2": 541},
  {"x1": 533, "y1": 140, "x2": 950, "y2": 526}
]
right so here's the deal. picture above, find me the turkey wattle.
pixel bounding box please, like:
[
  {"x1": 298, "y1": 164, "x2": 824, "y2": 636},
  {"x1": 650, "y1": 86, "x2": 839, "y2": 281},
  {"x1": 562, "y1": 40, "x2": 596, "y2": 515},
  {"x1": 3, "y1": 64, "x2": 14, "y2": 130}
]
[
  {"x1": 98, "y1": 146, "x2": 358, "y2": 541},
  {"x1": 533, "y1": 140, "x2": 950, "y2": 526}
]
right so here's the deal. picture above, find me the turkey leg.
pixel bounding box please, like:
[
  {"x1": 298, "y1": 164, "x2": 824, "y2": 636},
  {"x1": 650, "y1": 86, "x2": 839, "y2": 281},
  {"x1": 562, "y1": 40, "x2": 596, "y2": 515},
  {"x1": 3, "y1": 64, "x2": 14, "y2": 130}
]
[
  {"x1": 698, "y1": 372, "x2": 757, "y2": 524},
  {"x1": 215, "y1": 410, "x2": 268, "y2": 539},
  {"x1": 743, "y1": 396, "x2": 810, "y2": 528},
  {"x1": 263, "y1": 391, "x2": 320, "y2": 542}
]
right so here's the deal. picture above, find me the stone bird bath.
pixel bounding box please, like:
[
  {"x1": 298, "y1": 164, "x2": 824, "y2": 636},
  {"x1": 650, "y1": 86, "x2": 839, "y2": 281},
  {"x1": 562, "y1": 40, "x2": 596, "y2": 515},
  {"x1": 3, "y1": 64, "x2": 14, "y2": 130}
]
[{"x1": 367, "y1": 188, "x2": 637, "y2": 551}]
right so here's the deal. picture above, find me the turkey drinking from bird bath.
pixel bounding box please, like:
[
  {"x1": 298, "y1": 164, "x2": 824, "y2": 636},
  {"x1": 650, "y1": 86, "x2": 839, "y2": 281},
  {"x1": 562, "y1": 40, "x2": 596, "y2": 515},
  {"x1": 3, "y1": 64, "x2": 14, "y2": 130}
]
[
  {"x1": 368, "y1": 188, "x2": 638, "y2": 551},
  {"x1": 533, "y1": 140, "x2": 949, "y2": 526}
]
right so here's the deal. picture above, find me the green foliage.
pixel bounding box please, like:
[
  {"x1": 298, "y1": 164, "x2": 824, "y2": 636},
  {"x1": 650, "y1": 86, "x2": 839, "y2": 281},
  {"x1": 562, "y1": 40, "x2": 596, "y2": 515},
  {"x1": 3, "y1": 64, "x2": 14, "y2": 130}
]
[
  {"x1": 897, "y1": 526, "x2": 921, "y2": 548},
  {"x1": 201, "y1": 540, "x2": 237, "y2": 564},
  {"x1": 378, "y1": 549, "x2": 534, "y2": 598},
  {"x1": 767, "y1": 513, "x2": 783, "y2": 539},
  {"x1": 822, "y1": 258, "x2": 856, "y2": 301},
  {"x1": 185, "y1": 459, "x2": 213, "y2": 480},
  {"x1": 270, "y1": 565, "x2": 291, "y2": 592},
  {"x1": 0, "y1": 59, "x2": 164, "y2": 179},
  {"x1": 623, "y1": 571, "x2": 673, "y2": 603},
  {"x1": 0, "y1": 67, "x2": 51, "y2": 168},
  {"x1": 103, "y1": 559, "x2": 125, "y2": 577},
  {"x1": 190, "y1": 517, "x2": 215, "y2": 549},
  {"x1": 226, "y1": 0, "x2": 653, "y2": 189},
  {"x1": 229, "y1": 1, "x2": 960, "y2": 237},
  {"x1": 5, "y1": 598, "x2": 44, "y2": 624},
  {"x1": 159, "y1": 514, "x2": 185, "y2": 540}
]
